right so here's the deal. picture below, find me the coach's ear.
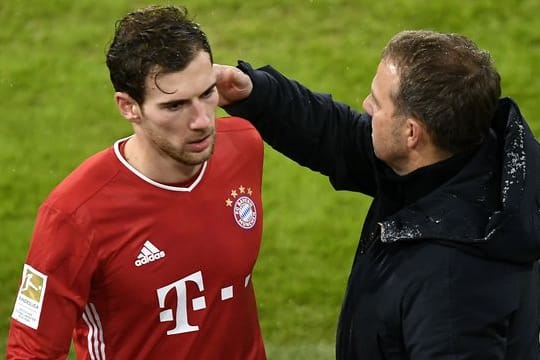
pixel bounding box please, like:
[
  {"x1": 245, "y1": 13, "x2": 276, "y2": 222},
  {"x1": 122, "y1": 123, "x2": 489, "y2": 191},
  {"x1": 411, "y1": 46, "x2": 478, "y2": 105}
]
[
  {"x1": 115, "y1": 92, "x2": 141, "y2": 123},
  {"x1": 405, "y1": 117, "x2": 425, "y2": 150}
]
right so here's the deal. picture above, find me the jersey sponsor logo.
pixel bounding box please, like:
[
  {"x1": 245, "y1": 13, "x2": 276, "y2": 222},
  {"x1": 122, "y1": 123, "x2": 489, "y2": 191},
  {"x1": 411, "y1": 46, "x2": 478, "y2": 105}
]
[
  {"x1": 135, "y1": 240, "x2": 166, "y2": 267},
  {"x1": 225, "y1": 185, "x2": 257, "y2": 230},
  {"x1": 156, "y1": 271, "x2": 253, "y2": 335},
  {"x1": 12, "y1": 264, "x2": 47, "y2": 329},
  {"x1": 157, "y1": 271, "x2": 206, "y2": 335}
]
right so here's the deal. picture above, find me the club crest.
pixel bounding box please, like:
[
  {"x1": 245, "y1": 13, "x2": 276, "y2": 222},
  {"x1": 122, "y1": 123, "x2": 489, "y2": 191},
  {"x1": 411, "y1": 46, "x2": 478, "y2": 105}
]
[{"x1": 225, "y1": 185, "x2": 257, "y2": 229}]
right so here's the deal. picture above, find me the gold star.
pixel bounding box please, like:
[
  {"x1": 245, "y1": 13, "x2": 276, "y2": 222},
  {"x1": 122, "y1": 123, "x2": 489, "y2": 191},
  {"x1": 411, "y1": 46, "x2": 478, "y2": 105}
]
[
  {"x1": 231, "y1": 190, "x2": 238, "y2": 198},
  {"x1": 247, "y1": 187, "x2": 253, "y2": 195},
  {"x1": 239, "y1": 185, "x2": 245, "y2": 193},
  {"x1": 226, "y1": 198, "x2": 233, "y2": 207}
]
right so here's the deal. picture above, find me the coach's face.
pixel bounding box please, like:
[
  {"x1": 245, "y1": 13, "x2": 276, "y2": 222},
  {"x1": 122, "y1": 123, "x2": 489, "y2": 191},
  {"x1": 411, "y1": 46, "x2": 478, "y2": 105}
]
[{"x1": 362, "y1": 60, "x2": 409, "y2": 172}]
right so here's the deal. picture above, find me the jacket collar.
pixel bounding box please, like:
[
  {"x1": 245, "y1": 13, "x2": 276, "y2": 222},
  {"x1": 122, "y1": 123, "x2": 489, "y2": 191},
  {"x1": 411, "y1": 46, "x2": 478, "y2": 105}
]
[{"x1": 378, "y1": 98, "x2": 540, "y2": 263}]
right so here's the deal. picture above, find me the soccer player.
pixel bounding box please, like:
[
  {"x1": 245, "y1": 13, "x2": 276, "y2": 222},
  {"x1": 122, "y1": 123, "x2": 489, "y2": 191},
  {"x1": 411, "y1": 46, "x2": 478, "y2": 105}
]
[{"x1": 7, "y1": 5, "x2": 266, "y2": 359}]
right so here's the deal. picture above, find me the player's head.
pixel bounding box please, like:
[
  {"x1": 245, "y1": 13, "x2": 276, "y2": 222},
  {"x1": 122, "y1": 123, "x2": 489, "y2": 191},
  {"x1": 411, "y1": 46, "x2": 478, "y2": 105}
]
[
  {"x1": 106, "y1": 5, "x2": 213, "y2": 105},
  {"x1": 381, "y1": 30, "x2": 501, "y2": 154},
  {"x1": 107, "y1": 5, "x2": 218, "y2": 172}
]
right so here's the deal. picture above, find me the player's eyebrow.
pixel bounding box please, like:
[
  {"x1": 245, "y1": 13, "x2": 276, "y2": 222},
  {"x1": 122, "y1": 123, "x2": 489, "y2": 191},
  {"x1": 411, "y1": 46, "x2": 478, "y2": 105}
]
[{"x1": 157, "y1": 82, "x2": 216, "y2": 108}]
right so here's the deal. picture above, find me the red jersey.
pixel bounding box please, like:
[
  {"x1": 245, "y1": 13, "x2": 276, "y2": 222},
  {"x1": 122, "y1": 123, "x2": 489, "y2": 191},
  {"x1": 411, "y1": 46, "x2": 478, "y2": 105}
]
[{"x1": 7, "y1": 117, "x2": 266, "y2": 359}]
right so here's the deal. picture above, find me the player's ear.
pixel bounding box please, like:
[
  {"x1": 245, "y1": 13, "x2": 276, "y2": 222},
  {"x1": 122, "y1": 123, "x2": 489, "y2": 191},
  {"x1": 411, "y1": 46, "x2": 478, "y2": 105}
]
[{"x1": 115, "y1": 92, "x2": 142, "y2": 123}]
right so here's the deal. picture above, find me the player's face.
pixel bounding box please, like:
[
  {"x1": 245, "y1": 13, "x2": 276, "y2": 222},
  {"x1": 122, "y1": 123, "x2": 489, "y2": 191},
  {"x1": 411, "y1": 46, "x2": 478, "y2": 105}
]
[
  {"x1": 362, "y1": 60, "x2": 408, "y2": 167},
  {"x1": 138, "y1": 51, "x2": 218, "y2": 167}
]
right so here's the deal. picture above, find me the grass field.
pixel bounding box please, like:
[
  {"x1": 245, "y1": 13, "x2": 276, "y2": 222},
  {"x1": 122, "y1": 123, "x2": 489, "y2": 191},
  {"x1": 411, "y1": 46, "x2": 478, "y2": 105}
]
[{"x1": 1, "y1": 0, "x2": 539, "y2": 358}]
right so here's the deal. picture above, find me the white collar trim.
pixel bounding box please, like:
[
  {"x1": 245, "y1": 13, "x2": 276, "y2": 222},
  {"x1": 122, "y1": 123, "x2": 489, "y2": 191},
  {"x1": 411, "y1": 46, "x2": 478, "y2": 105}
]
[{"x1": 113, "y1": 136, "x2": 207, "y2": 192}]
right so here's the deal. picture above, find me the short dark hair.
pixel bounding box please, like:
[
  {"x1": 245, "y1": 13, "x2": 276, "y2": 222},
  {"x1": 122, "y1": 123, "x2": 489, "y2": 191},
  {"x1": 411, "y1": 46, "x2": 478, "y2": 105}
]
[
  {"x1": 106, "y1": 5, "x2": 213, "y2": 104},
  {"x1": 382, "y1": 30, "x2": 501, "y2": 154}
]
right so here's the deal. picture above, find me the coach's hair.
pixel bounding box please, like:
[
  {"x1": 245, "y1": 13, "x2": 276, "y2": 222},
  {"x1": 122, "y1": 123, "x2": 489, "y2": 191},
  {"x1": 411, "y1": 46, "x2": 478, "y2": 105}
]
[
  {"x1": 382, "y1": 30, "x2": 501, "y2": 154},
  {"x1": 106, "y1": 5, "x2": 213, "y2": 104}
]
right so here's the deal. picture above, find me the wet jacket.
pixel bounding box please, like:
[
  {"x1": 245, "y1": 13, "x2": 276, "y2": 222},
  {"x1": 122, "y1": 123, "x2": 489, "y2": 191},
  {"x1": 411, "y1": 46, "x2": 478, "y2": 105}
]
[{"x1": 225, "y1": 61, "x2": 540, "y2": 359}]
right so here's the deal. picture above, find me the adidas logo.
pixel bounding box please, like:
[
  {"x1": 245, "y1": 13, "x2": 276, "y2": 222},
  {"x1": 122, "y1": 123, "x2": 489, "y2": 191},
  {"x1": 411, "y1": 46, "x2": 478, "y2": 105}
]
[{"x1": 134, "y1": 240, "x2": 166, "y2": 267}]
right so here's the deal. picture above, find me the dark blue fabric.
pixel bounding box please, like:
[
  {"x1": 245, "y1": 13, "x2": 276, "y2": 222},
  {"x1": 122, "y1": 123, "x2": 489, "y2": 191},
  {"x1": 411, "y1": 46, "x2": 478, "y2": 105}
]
[{"x1": 224, "y1": 62, "x2": 540, "y2": 359}]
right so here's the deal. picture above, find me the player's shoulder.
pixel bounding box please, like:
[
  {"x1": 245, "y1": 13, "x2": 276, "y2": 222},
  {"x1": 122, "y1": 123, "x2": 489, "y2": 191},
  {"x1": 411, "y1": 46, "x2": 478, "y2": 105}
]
[
  {"x1": 216, "y1": 116, "x2": 257, "y2": 133},
  {"x1": 44, "y1": 147, "x2": 121, "y2": 212},
  {"x1": 213, "y1": 117, "x2": 263, "y2": 160}
]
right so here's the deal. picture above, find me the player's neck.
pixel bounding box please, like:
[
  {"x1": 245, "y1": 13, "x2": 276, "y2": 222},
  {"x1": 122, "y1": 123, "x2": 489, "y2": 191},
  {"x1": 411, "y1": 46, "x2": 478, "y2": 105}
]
[{"x1": 122, "y1": 137, "x2": 203, "y2": 185}]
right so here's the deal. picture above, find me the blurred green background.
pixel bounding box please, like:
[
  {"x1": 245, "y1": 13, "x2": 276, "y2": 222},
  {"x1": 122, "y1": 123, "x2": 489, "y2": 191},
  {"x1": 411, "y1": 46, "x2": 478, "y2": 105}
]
[{"x1": 1, "y1": 0, "x2": 539, "y2": 358}]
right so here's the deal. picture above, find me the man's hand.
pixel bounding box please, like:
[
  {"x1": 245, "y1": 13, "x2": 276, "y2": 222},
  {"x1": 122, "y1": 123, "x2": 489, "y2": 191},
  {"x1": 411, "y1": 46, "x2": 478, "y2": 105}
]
[{"x1": 214, "y1": 64, "x2": 253, "y2": 106}]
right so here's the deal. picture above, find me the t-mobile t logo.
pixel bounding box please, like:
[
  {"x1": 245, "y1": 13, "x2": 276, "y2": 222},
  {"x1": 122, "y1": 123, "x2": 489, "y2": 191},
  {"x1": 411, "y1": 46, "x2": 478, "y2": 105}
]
[{"x1": 156, "y1": 270, "x2": 206, "y2": 335}]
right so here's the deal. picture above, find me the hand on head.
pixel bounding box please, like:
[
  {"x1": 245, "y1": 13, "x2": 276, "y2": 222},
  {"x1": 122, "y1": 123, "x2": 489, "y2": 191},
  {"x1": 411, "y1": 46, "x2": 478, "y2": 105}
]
[{"x1": 214, "y1": 64, "x2": 253, "y2": 106}]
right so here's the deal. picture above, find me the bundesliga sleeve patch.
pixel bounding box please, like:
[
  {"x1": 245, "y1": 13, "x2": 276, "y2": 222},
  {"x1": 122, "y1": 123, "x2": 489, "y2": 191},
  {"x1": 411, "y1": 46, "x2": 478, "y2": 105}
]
[{"x1": 12, "y1": 264, "x2": 48, "y2": 329}]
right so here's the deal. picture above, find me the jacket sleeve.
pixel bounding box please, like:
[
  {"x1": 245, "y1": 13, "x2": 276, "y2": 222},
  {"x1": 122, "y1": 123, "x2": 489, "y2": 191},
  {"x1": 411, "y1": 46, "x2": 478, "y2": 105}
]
[
  {"x1": 401, "y1": 247, "x2": 518, "y2": 360},
  {"x1": 7, "y1": 204, "x2": 98, "y2": 359},
  {"x1": 223, "y1": 61, "x2": 378, "y2": 195}
]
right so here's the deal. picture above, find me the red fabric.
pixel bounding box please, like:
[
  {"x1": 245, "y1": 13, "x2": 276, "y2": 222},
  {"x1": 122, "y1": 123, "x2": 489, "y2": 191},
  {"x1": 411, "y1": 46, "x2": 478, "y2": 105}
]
[{"x1": 7, "y1": 117, "x2": 266, "y2": 359}]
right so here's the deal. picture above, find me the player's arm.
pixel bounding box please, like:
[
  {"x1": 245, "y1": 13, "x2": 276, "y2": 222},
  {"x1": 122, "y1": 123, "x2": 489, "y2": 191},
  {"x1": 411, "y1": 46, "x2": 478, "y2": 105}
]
[
  {"x1": 217, "y1": 61, "x2": 377, "y2": 195},
  {"x1": 7, "y1": 204, "x2": 97, "y2": 359}
]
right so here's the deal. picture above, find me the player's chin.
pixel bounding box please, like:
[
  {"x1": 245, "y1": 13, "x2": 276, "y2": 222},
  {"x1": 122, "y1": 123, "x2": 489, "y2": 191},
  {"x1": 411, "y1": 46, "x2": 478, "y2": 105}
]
[{"x1": 186, "y1": 144, "x2": 215, "y2": 164}]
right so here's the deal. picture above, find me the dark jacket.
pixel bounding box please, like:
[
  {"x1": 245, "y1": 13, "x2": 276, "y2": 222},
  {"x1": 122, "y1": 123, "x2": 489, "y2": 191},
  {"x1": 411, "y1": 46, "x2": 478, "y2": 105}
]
[{"x1": 225, "y1": 61, "x2": 540, "y2": 359}]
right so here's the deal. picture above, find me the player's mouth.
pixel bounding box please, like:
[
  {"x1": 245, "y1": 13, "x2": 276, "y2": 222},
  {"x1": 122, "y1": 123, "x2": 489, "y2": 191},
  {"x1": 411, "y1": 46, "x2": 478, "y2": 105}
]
[{"x1": 186, "y1": 134, "x2": 213, "y2": 152}]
